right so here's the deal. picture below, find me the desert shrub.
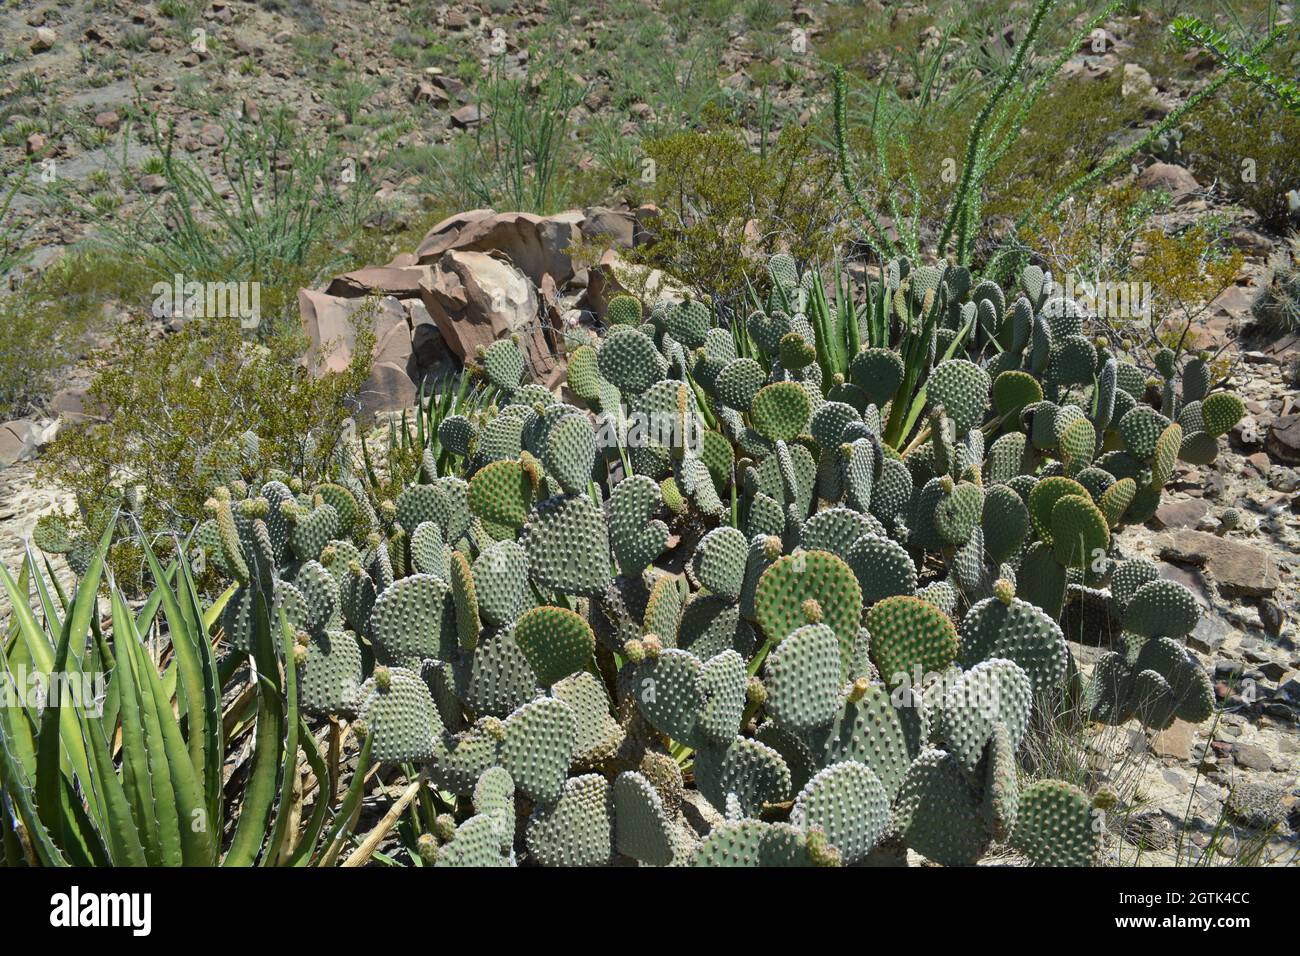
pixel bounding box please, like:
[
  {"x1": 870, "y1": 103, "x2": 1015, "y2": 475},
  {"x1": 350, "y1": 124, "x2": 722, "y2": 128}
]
[
  {"x1": 39, "y1": 313, "x2": 375, "y2": 572},
  {"x1": 1182, "y1": 82, "x2": 1300, "y2": 232},
  {"x1": 1031, "y1": 184, "x2": 1242, "y2": 365},
  {"x1": 631, "y1": 115, "x2": 845, "y2": 308},
  {"x1": 981, "y1": 70, "x2": 1154, "y2": 219},
  {"x1": 0, "y1": 250, "x2": 155, "y2": 418},
  {"x1": 1252, "y1": 233, "x2": 1300, "y2": 332}
]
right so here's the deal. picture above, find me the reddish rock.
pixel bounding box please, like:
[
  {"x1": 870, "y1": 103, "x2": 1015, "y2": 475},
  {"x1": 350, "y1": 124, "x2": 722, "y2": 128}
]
[
  {"x1": 418, "y1": 249, "x2": 557, "y2": 377},
  {"x1": 198, "y1": 124, "x2": 226, "y2": 147},
  {"x1": 1137, "y1": 162, "x2": 1199, "y2": 197},
  {"x1": 1150, "y1": 720, "x2": 1195, "y2": 760},
  {"x1": 298, "y1": 291, "x2": 417, "y2": 420},
  {"x1": 417, "y1": 210, "x2": 581, "y2": 287},
  {"x1": 0, "y1": 420, "x2": 40, "y2": 466},
  {"x1": 450, "y1": 104, "x2": 486, "y2": 128},
  {"x1": 1153, "y1": 497, "x2": 1209, "y2": 529},
  {"x1": 326, "y1": 265, "x2": 433, "y2": 299}
]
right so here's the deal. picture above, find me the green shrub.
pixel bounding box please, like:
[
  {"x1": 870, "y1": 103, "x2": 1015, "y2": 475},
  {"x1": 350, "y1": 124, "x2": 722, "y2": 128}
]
[
  {"x1": 39, "y1": 314, "x2": 375, "y2": 577},
  {"x1": 0, "y1": 250, "x2": 155, "y2": 419},
  {"x1": 1182, "y1": 83, "x2": 1300, "y2": 232},
  {"x1": 631, "y1": 116, "x2": 845, "y2": 307}
]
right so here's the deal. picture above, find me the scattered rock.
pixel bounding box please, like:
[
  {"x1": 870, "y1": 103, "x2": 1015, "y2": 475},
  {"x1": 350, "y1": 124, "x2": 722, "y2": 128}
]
[
  {"x1": 1153, "y1": 497, "x2": 1209, "y2": 529},
  {"x1": 297, "y1": 291, "x2": 417, "y2": 420},
  {"x1": 326, "y1": 265, "x2": 434, "y2": 299},
  {"x1": 1121, "y1": 63, "x2": 1155, "y2": 98},
  {"x1": 1151, "y1": 719, "x2": 1196, "y2": 760},
  {"x1": 30, "y1": 27, "x2": 56, "y2": 53},
  {"x1": 450, "y1": 104, "x2": 486, "y2": 128},
  {"x1": 1229, "y1": 742, "x2": 1276, "y2": 772},
  {"x1": 0, "y1": 420, "x2": 41, "y2": 466},
  {"x1": 1259, "y1": 599, "x2": 1285, "y2": 638}
]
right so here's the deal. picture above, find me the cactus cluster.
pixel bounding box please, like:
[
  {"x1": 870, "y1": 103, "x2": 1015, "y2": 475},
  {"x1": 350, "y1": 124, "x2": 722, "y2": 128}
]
[{"x1": 138, "y1": 252, "x2": 1247, "y2": 867}]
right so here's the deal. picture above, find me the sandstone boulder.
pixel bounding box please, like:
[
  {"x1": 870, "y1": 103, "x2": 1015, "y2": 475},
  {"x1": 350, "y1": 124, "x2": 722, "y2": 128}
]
[
  {"x1": 298, "y1": 290, "x2": 418, "y2": 419},
  {"x1": 418, "y1": 250, "x2": 559, "y2": 379}
]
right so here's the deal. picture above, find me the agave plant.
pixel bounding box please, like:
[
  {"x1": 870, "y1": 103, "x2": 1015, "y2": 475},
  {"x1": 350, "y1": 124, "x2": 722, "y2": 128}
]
[{"x1": 0, "y1": 527, "x2": 371, "y2": 867}]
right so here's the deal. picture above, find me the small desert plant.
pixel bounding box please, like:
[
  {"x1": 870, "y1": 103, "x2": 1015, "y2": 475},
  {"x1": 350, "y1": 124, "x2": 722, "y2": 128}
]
[
  {"x1": 80, "y1": 101, "x2": 373, "y2": 327},
  {"x1": 1181, "y1": 83, "x2": 1300, "y2": 233},
  {"x1": 39, "y1": 316, "x2": 375, "y2": 579},
  {"x1": 1252, "y1": 234, "x2": 1300, "y2": 331},
  {"x1": 632, "y1": 117, "x2": 845, "y2": 312}
]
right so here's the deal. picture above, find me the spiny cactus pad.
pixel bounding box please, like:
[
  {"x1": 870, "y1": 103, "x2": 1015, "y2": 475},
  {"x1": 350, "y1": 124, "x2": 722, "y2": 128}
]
[
  {"x1": 357, "y1": 666, "x2": 441, "y2": 763},
  {"x1": 1010, "y1": 780, "x2": 1098, "y2": 866},
  {"x1": 750, "y1": 382, "x2": 813, "y2": 442},
  {"x1": 520, "y1": 494, "x2": 611, "y2": 596},
  {"x1": 1123, "y1": 579, "x2": 1199, "y2": 639},
  {"x1": 752, "y1": 550, "x2": 862, "y2": 673},
  {"x1": 866, "y1": 595, "x2": 959, "y2": 686},
  {"x1": 764, "y1": 624, "x2": 844, "y2": 732},
  {"x1": 790, "y1": 761, "x2": 889, "y2": 865},
  {"x1": 514, "y1": 605, "x2": 596, "y2": 687}
]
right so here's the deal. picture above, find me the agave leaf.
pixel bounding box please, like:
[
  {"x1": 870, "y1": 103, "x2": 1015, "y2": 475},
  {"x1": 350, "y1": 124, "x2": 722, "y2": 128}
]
[
  {"x1": 223, "y1": 583, "x2": 284, "y2": 866},
  {"x1": 261, "y1": 611, "x2": 301, "y2": 866},
  {"x1": 111, "y1": 587, "x2": 185, "y2": 866}
]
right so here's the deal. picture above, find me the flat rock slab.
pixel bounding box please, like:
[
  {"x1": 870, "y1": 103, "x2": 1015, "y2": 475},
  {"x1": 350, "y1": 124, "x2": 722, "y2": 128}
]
[
  {"x1": 1150, "y1": 719, "x2": 1197, "y2": 760},
  {"x1": 1153, "y1": 497, "x2": 1209, "y2": 529},
  {"x1": 1156, "y1": 530, "x2": 1281, "y2": 598}
]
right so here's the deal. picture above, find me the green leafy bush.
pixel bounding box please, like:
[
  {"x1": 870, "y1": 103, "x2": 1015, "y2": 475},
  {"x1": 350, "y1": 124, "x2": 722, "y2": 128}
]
[
  {"x1": 39, "y1": 315, "x2": 374, "y2": 577},
  {"x1": 1182, "y1": 83, "x2": 1300, "y2": 232},
  {"x1": 0, "y1": 250, "x2": 155, "y2": 419},
  {"x1": 632, "y1": 116, "x2": 845, "y2": 308}
]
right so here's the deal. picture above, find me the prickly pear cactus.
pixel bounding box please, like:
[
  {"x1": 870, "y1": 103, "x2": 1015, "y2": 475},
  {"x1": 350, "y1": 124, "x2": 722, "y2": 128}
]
[{"x1": 157, "y1": 251, "x2": 1245, "y2": 868}]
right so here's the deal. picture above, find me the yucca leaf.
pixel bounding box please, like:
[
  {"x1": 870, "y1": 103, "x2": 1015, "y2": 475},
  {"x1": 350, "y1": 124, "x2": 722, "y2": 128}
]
[
  {"x1": 0, "y1": 714, "x2": 67, "y2": 866},
  {"x1": 286, "y1": 718, "x2": 333, "y2": 867},
  {"x1": 23, "y1": 546, "x2": 62, "y2": 643},
  {"x1": 314, "y1": 731, "x2": 372, "y2": 867},
  {"x1": 128, "y1": 599, "x2": 217, "y2": 865},
  {"x1": 138, "y1": 536, "x2": 216, "y2": 816},
  {"x1": 176, "y1": 543, "x2": 224, "y2": 833},
  {"x1": 81, "y1": 706, "x2": 148, "y2": 866}
]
